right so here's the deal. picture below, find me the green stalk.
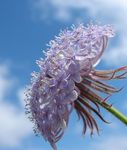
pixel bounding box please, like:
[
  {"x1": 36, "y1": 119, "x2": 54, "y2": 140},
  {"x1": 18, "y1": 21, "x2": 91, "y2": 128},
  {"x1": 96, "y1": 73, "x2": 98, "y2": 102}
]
[{"x1": 96, "y1": 100, "x2": 127, "y2": 125}]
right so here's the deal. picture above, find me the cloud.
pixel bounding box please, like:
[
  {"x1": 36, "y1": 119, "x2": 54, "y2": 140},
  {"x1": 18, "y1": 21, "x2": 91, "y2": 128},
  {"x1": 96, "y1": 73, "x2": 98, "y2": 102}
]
[
  {"x1": 30, "y1": 0, "x2": 127, "y2": 24},
  {"x1": 30, "y1": 0, "x2": 94, "y2": 22},
  {"x1": 0, "y1": 64, "x2": 32, "y2": 148},
  {"x1": 30, "y1": 0, "x2": 127, "y2": 66},
  {"x1": 0, "y1": 64, "x2": 14, "y2": 100},
  {"x1": 17, "y1": 87, "x2": 26, "y2": 108},
  {"x1": 0, "y1": 103, "x2": 32, "y2": 147},
  {"x1": 91, "y1": 135, "x2": 127, "y2": 150}
]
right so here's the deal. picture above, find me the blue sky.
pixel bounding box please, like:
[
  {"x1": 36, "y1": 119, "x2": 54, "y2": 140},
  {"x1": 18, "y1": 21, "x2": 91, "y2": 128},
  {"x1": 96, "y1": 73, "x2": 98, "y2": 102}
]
[{"x1": 0, "y1": 0, "x2": 127, "y2": 150}]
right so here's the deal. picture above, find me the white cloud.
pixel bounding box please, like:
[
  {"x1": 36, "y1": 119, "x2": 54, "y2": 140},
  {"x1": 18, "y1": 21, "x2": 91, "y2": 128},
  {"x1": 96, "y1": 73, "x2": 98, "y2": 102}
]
[
  {"x1": 91, "y1": 135, "x2": 127, "y2": 150},
  {"x1": 0, "y1": 64, "x2": 14, "y2": 100},
  {"x1": 0, "y1": 103, "x2": 32, "y2": 147},
  {"x1": 31, "y1": 0, "x2": 127, "y2": 66},
  {"x1": 0, "y1": 64, "x2": 32, "y2": 148},
  {"x1": 103, "y1": 38, "x2": 127, "y2": 66},
  {"x1": 17, "y1": 87, "x2": 26, "y2": 108}
]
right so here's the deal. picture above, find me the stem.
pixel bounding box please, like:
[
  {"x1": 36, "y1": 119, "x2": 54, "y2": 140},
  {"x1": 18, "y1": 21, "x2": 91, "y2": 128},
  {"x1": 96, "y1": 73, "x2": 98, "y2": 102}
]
[
  {"x1": 106, "y1": 106, "x2": 127, "y2": 125},
  {"x1": 96, "y1": 100, "x2": 127, "y2": 125}
]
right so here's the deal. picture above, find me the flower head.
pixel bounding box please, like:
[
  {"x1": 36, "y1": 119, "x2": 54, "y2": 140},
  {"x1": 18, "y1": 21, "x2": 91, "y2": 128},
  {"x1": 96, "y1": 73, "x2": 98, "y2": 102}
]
[{"x1": 25, "y1": 24, "x2": 127, "y2": 150}]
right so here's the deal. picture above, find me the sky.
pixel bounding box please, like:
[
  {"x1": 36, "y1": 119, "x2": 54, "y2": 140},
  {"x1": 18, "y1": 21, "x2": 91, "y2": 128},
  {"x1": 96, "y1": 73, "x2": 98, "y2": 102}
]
[{"x1": 0, "y1": 0, "x2": 127, "y2": 150}]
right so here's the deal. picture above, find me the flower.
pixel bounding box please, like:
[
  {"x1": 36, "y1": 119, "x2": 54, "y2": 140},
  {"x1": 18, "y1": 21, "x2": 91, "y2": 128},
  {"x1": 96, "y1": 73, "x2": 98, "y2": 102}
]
[{"x1": 25, "y1": 23, "x2": 127, "y2": 150}]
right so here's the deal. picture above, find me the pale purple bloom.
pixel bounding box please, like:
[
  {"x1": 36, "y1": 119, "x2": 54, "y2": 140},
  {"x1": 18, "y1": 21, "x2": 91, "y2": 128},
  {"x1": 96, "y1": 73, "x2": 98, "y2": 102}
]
[{"x1": 25, "y1": 24, "x2": 116, "y2": 150}]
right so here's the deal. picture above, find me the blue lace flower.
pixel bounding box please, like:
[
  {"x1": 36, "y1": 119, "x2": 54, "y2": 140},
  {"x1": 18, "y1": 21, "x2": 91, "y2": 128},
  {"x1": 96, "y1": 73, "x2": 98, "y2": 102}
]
[{"x1": 25, "y1": 24, "x2": 127, "y2": 150}]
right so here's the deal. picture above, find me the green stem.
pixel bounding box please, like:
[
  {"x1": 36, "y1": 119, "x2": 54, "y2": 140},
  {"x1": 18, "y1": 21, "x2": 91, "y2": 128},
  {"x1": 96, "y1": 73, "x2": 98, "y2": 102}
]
[
  {"x1": 106, "y1": 106, "x2": 127, "y2": 125},
  {"x1": 96, "y1": 100, "x2": 127, "y2": 125}
]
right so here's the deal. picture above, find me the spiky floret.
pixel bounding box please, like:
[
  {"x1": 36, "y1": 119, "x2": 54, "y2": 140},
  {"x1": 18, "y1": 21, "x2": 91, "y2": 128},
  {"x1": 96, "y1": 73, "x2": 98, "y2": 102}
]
[{"x1": 25, "y1": 23, "x2": 127, "y2": 150}]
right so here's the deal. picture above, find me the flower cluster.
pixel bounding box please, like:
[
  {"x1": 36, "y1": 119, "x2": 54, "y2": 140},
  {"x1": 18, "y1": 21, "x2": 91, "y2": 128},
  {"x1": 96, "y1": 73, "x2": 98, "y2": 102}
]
[{"x1": 25, "y1": 24, "x2": 124, "y2": 150}]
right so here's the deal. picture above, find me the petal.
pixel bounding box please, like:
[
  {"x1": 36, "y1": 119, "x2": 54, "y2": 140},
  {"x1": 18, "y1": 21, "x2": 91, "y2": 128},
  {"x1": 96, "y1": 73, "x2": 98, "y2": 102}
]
[
  {"x1": 59, "y1": 79, "x2": 68, "y2": 89},
  {"x1": 92, "y1": 36, "x2": 108, "y2": 67},
  {"x1": 72, "y1": 73, "x2": 82, "y2": 83},
  {"x1": 64, "y1": 90, "x2": 78, "y2": 102}
]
